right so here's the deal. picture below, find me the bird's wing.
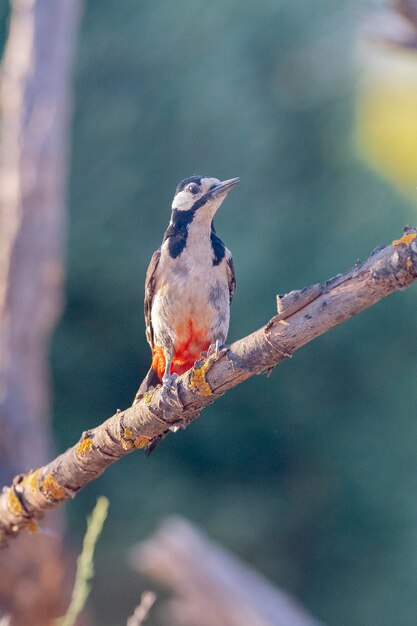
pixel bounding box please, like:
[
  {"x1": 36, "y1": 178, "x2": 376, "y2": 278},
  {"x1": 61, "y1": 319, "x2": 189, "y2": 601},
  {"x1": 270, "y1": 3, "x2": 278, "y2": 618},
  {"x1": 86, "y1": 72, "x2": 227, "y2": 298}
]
[
  {"x1": 144, "y1": 247, "x2": 161, "y2": 348},
  {"x1": 226, "y1": 249, "x2": 236, "y2": 305}
]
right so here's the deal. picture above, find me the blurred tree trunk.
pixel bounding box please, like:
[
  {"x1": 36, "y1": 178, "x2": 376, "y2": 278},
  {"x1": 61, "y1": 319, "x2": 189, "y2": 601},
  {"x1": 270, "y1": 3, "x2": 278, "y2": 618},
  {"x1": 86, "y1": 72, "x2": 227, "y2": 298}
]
[
  {"x1": 0, "y1": 0, "x2": 80, "y2": 482},
  {"x1": 0, "y1": 0, "x2": 81, "y2": 624}
]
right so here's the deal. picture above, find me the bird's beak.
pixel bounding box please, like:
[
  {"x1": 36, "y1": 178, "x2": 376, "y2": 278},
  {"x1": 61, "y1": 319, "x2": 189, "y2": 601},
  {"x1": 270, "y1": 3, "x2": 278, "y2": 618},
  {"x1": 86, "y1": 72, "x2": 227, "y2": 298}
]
[{"x1": 210, "y1": 177, "x2": 240, "y2": 197}]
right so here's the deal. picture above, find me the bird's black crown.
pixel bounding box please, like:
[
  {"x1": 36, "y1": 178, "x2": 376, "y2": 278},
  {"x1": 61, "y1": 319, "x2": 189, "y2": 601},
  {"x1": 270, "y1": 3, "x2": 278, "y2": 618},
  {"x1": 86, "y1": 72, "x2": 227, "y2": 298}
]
[{"x1": 175, "y1": 176, "x2": 207, "y2": 195}]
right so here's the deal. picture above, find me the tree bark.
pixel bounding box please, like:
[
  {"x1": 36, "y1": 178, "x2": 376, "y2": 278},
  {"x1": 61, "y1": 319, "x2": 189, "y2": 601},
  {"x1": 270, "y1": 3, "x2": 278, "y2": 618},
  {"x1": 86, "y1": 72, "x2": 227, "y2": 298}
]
[
  {"x1": 0, "y1": 0, "x2": 81, "y2": 623},
  {"x1": 0, "y1": 228, "x2": 416, "y2": 546}
]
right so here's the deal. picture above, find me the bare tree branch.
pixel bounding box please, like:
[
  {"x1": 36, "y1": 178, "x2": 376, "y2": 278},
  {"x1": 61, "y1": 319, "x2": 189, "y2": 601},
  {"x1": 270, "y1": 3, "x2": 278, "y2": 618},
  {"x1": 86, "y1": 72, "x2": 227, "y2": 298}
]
[
  {"x1": 126, "y1": 592, "x2": 156, "y2": 626},
  {"x1": 395, "y1": 0, "x2": 417, "y2": 29},
  {"x1": 0, "y1": 228, "x2": 416, "y2": 546},
  {"x1": 362, "y1": 1, "x2": 417, "y2": 50}
]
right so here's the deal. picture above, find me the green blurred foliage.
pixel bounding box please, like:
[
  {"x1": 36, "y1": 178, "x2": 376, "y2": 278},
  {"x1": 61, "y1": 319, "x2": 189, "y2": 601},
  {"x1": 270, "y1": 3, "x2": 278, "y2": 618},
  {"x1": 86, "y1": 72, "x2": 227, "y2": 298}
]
[{"x1": 4, "y1": 0, "x2": 417, "y2": 624}]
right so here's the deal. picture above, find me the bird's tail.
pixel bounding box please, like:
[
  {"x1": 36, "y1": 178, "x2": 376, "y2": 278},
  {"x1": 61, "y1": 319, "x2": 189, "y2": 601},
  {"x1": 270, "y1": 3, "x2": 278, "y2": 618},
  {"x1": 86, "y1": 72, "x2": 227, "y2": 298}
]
[{"x1": 133, "y1": 366, "x2": 161, "y2": 403}]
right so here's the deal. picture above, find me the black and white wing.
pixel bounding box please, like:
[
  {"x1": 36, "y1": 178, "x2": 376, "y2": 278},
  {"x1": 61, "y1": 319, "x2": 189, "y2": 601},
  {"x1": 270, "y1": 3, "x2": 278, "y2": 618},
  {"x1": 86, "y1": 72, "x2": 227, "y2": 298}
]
[
  {"x1": 226, "y1": 249, "x2": 236, "y2": 305},
  {"x1": 143, "y1": 247, "x2": 161, "y2": 348}
]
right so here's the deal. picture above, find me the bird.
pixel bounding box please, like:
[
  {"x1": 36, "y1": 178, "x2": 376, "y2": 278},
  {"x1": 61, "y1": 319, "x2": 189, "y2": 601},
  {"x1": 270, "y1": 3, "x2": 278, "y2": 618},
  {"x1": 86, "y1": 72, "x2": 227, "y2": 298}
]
[{"x1": 135, "y1": 175, "x2": 239, "y2": 406}]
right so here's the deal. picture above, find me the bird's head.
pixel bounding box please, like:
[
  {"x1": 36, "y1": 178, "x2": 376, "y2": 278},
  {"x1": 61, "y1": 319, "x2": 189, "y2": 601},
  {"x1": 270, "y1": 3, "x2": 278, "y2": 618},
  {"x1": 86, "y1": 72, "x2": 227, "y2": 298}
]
[{"x1": 171, "y1": 176, "x2": 239, "y2": 221}]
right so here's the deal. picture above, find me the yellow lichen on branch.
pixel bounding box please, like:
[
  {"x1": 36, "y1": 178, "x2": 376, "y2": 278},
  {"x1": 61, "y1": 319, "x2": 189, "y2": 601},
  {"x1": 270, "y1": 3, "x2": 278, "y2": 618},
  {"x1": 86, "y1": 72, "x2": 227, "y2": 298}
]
[
  {"x1": 121, "y1": 427, "x2": 135, "y2": 450},
  {"x1": 392, "y1": 233, "x2": 417, "y2": 247},
  {"x1": 21, "y1": 468, "x2": 41, "y2": 494},
  {"x1": 41, "y1": 474, "x2": 66, "y2": 501},
  {"x1": 133, "y1": 435, "x2": 152, "y2": 449},
  {"x1": 121, "y1": 427, "x2": 151, "y2": 449},
  {"x1": 7, "y1": 488, "x2": 23, "y2": 516},
  {"x1": 76, "y1": 437, "x2": 93, "y2": 459},
  {"x1": 143, "y1": 391, "x2": 153, "y2": 404},
  {"x1": 189, "y1": 360, "x2": 213, "y2": 397}
]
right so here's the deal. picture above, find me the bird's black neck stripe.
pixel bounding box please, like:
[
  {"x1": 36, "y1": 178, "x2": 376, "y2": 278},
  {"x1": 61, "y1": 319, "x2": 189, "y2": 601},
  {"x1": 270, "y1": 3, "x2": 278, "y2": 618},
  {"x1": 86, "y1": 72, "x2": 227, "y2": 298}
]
[
  {"x1": 210, "y1": 222, "x2": 226, "y2": 266},
  {"x1": 164, "y1": 209, "x2": 225, "y2": 265},
  {"x1": 164, "y1": 208, "x2": 197, "y2": 258}
]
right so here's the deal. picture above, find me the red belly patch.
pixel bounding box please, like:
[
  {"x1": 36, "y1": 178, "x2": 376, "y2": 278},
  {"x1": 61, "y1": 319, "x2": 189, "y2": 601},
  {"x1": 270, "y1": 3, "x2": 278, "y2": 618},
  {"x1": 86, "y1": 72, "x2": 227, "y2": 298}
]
[{"x1": 152, "y1": 319, "x2": 210, "y2": 379}]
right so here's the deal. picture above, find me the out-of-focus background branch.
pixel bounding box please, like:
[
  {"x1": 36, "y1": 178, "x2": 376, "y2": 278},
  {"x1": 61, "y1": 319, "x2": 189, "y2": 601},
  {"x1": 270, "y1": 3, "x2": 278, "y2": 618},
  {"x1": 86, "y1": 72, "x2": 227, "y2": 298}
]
[
  {"x1": 132, "y1": 517, "x2": 324, "y2": 626},
  {"x1": 357, "y1": 0, "x2": 417, "y2": 191}
]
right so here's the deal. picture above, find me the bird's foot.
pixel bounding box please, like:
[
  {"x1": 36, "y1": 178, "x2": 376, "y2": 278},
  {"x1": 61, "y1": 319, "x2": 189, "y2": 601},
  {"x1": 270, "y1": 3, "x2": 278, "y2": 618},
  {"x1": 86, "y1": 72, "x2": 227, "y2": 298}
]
[
  {"x1": 159, "y1": 373, "x2": 180, "y2": 414},
  {"x1": 206, "y1": 339, "x2": 225, "y2": 360}
]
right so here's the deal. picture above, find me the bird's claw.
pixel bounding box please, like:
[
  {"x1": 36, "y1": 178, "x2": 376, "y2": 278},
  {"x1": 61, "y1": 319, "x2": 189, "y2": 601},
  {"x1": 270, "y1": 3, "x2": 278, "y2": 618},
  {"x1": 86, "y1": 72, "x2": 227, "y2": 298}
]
[
  {"x1": 159, "y1": 373, "x2": 180, "y2": 414},
  {"x1": 162, "y1": 372, "x2": 179, "y2": 390},
  {"x1": 206, "y1": 339, "x2": 224, "y2": 359}
]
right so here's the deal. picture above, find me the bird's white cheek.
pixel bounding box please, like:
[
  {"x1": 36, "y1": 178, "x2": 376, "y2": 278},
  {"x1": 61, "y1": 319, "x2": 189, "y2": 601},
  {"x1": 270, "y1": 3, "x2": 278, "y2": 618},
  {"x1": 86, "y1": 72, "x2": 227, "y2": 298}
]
[{"x1": 172, "y1": 193, "x2": 191, "y2": 211}]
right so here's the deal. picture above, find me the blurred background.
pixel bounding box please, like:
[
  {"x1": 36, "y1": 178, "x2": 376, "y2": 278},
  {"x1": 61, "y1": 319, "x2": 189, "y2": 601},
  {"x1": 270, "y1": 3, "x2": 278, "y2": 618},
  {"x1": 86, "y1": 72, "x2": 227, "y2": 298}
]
[{"x1": 1, "y1": 0, "x2": 417, "y2": 624}]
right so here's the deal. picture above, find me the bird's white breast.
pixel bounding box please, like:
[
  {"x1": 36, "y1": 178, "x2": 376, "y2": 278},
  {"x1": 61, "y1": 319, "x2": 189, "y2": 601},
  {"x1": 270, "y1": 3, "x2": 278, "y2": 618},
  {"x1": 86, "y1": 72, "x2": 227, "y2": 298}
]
[{"x1": 151, "y1": 231, "x2": 230, "y2": 350}]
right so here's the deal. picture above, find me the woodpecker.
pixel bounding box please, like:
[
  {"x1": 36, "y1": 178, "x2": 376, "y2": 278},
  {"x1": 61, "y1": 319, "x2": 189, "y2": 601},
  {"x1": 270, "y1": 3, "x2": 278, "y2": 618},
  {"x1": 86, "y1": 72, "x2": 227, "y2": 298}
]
[{"x1": 135, "y1": 175, "x2": 239, "y2": 404}]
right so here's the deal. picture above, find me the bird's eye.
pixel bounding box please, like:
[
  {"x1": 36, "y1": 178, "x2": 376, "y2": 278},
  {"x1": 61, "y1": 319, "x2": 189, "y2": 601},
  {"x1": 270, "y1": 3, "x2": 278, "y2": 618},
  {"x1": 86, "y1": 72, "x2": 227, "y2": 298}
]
[{"x1": 186, "y1": 183, "x2": 199, "y2": 195}]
